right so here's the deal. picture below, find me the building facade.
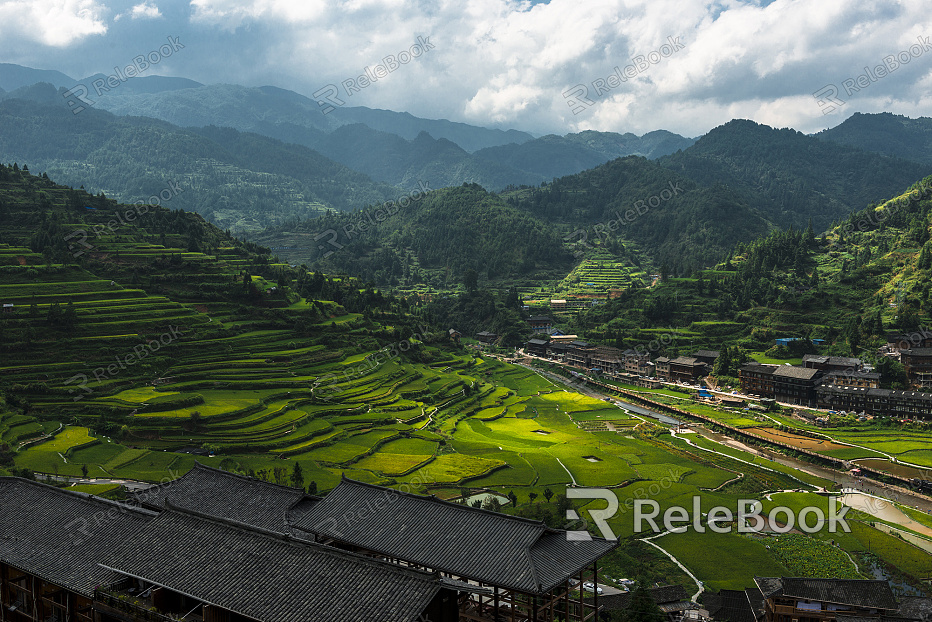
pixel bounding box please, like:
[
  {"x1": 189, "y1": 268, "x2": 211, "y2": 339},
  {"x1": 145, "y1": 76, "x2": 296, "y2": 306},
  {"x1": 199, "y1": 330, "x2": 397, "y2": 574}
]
[
  {"x1": 772, "y1": 366, "x2": 822, "y2": 406},
  {"x1": 900, "y1": 348, "x2": 932, "y2": 389},
  {"x1": 739, "y1": 364, "x2": 778, "y2": 397},
  {"x1": 669, "y1": 357, "x2": 706, "y2": 383}
]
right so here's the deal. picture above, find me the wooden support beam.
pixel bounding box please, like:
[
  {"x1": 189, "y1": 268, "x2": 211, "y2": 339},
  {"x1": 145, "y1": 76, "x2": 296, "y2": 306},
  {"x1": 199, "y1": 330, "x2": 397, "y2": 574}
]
[
  {"x1": 562, "y1": 579, "x2": 569, "y2": 622},
  {"x1": 578, "y1": 570, "x2": 585, "y2": 622},
  {"x1": 593, "y1": 561, "x2": 599, "y2": 622}
]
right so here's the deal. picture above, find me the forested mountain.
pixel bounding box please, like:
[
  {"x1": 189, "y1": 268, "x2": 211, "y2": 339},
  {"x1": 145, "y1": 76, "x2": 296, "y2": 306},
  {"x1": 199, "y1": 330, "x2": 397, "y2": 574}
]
[
  {"x1": 815, "y1": 112, "x2": 932, "y2": 166},
  {"x1": 658, "y1": 119, "x2": 931, "y2": 233},
  {"x1": 572, "y1": 175, "x2": 932, "y2": 367},
  {"x1": 0, "y1": 93, "x2": 398, "y2": 233},
  {"x1": 507, "y1": 156, "x2": 773, "y2": 272},
  {"x1": 0, "y1": 63, "x2": 74, "y2": 90},
  {"x1": 473, "y1": 130, "x2": 695, "y2": 181},
  {"x1": 0, "y1": 65, "x2": 696, "y2": 191},
  {"x1": 86, "y1": 81, "x2": 534, "y2": 152},
  {"x1": 300, "y1": 125, "x2": 541, "y2": 190},
  {"x1": 256, "y1": 184, "x2": 575, "y2": 286}
]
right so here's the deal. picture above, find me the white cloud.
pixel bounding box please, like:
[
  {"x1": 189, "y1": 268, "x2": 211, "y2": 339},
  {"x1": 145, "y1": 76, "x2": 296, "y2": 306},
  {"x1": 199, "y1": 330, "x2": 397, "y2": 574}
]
[
  {"x1": 0, "y1": 0, "x2": 108, "y2": 47},
  {"x1": 3, "y1": 0, "x2": 932, "y2": 136},
  {"x1": 115, "y1": 1, "x2": 163, "y2": 20}
]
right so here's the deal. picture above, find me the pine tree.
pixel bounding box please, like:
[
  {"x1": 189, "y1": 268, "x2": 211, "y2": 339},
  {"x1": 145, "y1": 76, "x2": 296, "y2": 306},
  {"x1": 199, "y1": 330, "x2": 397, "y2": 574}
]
[
  {"x1": 919, "y1": 242, "x2": 932, "y2": 270},
  {"x1": 713, "y1": 347, "x2": 731, "y2": 376},
  {"x1": 290, "y1": 462, "x2": 304, "y2": 490}
]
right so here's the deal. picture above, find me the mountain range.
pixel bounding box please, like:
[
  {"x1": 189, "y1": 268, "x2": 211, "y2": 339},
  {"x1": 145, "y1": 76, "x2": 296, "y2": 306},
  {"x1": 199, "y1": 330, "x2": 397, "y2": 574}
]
[{"x1": 2, "y1": 62, "x2": 932, "y2": 280}]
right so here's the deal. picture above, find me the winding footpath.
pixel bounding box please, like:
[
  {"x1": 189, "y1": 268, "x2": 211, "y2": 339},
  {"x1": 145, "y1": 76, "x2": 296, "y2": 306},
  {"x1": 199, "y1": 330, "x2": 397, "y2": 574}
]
[{"x1": 642, "y1": 530, "x2": 705, "y2": 602}]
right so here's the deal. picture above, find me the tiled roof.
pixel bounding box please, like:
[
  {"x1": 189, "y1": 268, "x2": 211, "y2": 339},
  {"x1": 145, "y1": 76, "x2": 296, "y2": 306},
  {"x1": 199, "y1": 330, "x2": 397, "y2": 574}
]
[
  {"x1": 831, "y1": 356, "x2": 863, "y2": 366},
  {"x1": 803, "y1": 355, "x2": 830, "y2": 364},
  {"x1": 591, "y1": 585, "x2": 693, "y2": 612},
  {"x1": 755, "y1": 577, "x2": 898, "y2": 610},
  {"x1": 803, "y1": 355, "x2": 863, "y2": 367},
  {"x1": 824, "y1": 370, "x2": 881, "y2": 379},
  {"x1": 132, "y1": 462, "x2": 317, "y2": 533},
  {"x1": 670, "y1": 356, "x2": 701, "y2": 366},
  {"x1": 896, "y1": 596, "x2": 932, "y2": 621},
  {"x1": 0, "y1": 477, "x2": 156, "y2": 597},
  {"x1": 815, "y1": 385, "x2": 932, "y2": 402},
  {"x1": 705, "y1": 589, "x2": 759, "y2": 622},
  {"x1": 101, "y1": 506, "x2": 444, "y2": 622},
  {"x1": 527, "y1": 339, "x2": 549, "y2": 346},
  {"x1": 294, "y1": 478, "x2": 617, "y2": 595},
  {"x1": 772, "y1": 366, "x2": 821, "y2": 380},
  {"x1": 740, "y1": 363, "x2": 778, "y2": 375},
  {"x1": 904, "y1": 348, "x2": 932, "y2": 356},
  {"x1": 746, "y1": 586, "x2": 766, "y2": 619},
  {"x1": 693, "y1": 350, "x2": 722, "y2": 358}
]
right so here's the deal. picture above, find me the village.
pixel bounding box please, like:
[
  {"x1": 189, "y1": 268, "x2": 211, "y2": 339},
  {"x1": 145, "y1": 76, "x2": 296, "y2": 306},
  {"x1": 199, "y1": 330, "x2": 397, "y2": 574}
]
[{"x1": 512, "y1": 318, "x2": 932, "y2": 420}]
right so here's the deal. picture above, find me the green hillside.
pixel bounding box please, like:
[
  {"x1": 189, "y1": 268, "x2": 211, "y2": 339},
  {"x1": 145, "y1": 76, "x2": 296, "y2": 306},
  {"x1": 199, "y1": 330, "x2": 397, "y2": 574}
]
[
  {"x1": 258, "y1": 183, "x2": 576, "y2": 286},
  {"x1": 816, "y1": 112, "x2": 932, "y2": 166},
  {"x1": 571, "y1": 175, "x2": 932, "y2": 366},
  {"x1": 4, "y1": 164, "x2": 932, "y2": 594},
  {"x1": 659, "y1": 119, "x2": 931, "y2": 233},
  {"x1": 507, "y1": 155, "x2": 774, "y2": 273},
  {"x1": 0, "y1": 94, "x2": 398, "y2": 233}
]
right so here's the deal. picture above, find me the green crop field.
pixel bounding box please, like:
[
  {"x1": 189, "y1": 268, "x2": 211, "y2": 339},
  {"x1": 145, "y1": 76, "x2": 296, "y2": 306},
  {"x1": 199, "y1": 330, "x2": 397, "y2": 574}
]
[{"x1": 4, "y1": 168, "x2": 932, "y2": 599}]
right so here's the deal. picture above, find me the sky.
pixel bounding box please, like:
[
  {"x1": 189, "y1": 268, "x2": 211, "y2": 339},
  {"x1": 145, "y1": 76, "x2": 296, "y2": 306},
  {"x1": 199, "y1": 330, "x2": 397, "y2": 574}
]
[{"x1": 1, "y1": 0, "x2": 931, "y2": 137}]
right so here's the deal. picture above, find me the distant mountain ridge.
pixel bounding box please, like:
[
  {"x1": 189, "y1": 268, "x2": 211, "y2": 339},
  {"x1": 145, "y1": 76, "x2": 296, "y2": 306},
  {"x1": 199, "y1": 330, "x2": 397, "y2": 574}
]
[
  {"x1": 815, "y1": 112, "x2": 932, "y2": 166},
  {"x1": 0, "y1": 64, "x2": 695, "y2": 190},
  {"x1": 0, "y1": 93, "x2": 398, "y2": 233},
  {"x1": 473, "y1": 129, "x2": 696, "y2": 181},
  {"x1": 658, "y1": 119, "x2": 932, "y2": 233}
]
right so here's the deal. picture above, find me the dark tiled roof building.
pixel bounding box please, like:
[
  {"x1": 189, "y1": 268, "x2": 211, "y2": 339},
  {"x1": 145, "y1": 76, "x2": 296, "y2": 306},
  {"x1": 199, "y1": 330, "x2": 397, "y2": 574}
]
[
  {"x1": 296, "y1": 477, "x2": 617, "y2": 621},
  {"x1": 0, "y1": 477, "x2": 157, "y2": 621},
  {"x1": 755, "y1": 577, "x2": 899, "y2": 622},
  {"x1": 132, "y1": 461, "x2": 317, "y2": 533},
  {"x1": 97, "y1": 505, "x2": 458, "y2": 622}
]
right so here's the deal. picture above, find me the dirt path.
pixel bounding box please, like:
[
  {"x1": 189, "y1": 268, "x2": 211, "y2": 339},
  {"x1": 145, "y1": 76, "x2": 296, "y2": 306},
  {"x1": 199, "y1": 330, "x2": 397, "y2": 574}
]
[{"x1": 554, "y1": 456, "x2": 578, "y2": 486}]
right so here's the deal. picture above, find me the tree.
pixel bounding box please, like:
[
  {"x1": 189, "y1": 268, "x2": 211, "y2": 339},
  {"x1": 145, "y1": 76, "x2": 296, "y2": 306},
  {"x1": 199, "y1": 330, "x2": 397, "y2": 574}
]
[
  {"x1": 464, "y1": 268, "x2": 478, "y2": 293},
  {"x1": 81, "y1": 464, "x2": 89, "y2": 478},
  {"x1": 508, "y1": 490, "x2": 518, "y2": 506},
  {"x1": 713, "y1": 347, "x2": 731, "y2": 376},
  {"x1": 63, "y1": 301, "x2": 77, "y2": 330},
  {"x1": 290, "y1": 462, "x2": 305, "y2": 490},
  {"x1": 543, "y1": 487, "x2": 554, "y2": 502},
  {"x1": 919, "y1": 242, "x2": 932, "y2": 270},
  {"x1": 873, "y1": 356, "x2": 910, "y2": 389},
  {"x1": 620, "y1": 585, "x2": 665, "y2": 622},
  {"x1": 307, "y1": 480, "x2": 318, "y2": 495},
  {"x1": 528, "y1": 491, "x2": 539, "y2": 504}
]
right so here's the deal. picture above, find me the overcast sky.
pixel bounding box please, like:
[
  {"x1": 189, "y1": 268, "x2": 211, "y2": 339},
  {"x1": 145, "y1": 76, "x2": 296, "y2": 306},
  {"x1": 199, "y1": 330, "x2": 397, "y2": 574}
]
[{"x1": 2, "y1": 0, "x2": 931, "y2": 137}]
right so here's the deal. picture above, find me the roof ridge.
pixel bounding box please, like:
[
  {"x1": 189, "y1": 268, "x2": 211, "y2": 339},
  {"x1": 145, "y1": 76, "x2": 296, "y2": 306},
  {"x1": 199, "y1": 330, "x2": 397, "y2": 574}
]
[
  {"x1": 158, "y1": 501, "x2": 444, "y2": 583},
  {"x1": 523, "y1": 540, "x2": 544, "y2": 594},
  {"x1": 338, "y1": 476, "x2": 552, "y2": 529},
  {"x1": 1, "y1": 476, "x2": 157, "y2": 517}
]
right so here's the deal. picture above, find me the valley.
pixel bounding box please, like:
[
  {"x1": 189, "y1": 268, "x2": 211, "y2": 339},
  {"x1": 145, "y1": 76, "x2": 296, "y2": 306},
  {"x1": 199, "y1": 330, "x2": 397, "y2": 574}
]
[{"x1": 2, "y1": 64, "x2": 932, "y2": 618}]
